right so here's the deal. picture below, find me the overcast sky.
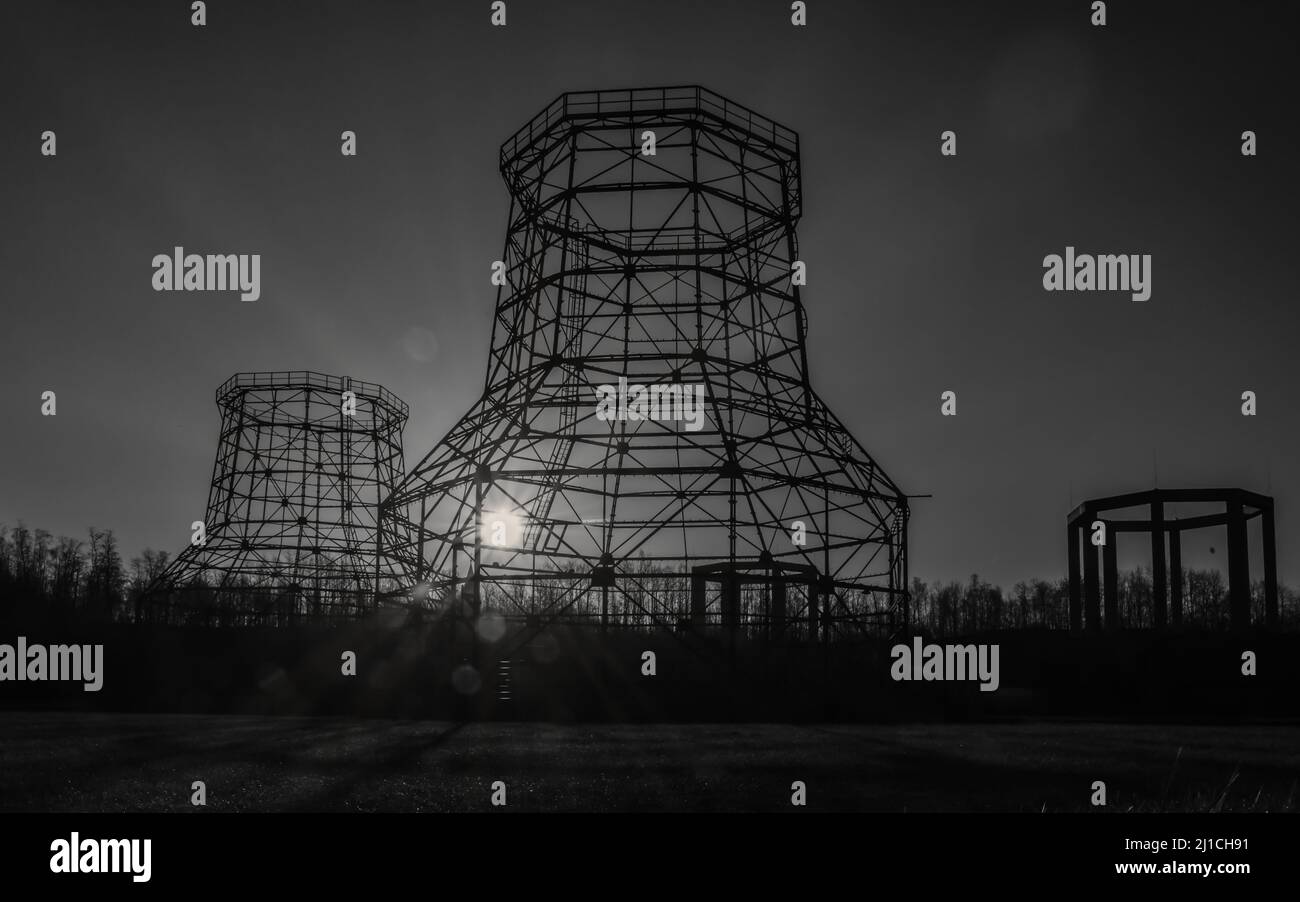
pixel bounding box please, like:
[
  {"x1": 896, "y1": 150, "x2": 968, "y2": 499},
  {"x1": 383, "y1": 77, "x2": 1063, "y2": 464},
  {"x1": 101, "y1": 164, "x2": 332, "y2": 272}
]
[{"x1": 2, "y1": 0, "x2": 1295, "y2": 589}]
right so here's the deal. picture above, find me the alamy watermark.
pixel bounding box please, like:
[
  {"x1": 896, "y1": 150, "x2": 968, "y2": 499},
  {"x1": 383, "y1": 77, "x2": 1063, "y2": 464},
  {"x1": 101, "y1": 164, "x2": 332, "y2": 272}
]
[
  {"x1": 0, "y1": 637, "x2": 103, "y2": 691},
  {"x1": 594, "y1": 377, "x2": 707, "y2": 432},
  {"x1": 50, "y1": 833, "x2": 150, "y2": 883},
  {"x1": 152, "y1": 246, "x2": 261, "y2": 301},
  {"x1": 1043, "y1": 246, "x2": 1151, "y2": 302},
  {"x1": 890, "y1": 637, "x2": 1000, "y2": 692}
]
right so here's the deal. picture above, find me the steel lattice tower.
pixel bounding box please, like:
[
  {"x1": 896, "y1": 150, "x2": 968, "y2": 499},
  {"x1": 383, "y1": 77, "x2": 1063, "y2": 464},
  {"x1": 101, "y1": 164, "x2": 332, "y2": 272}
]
[
  {"x1": 384, "y1": 87, "x2": 908, "y2": 640},
  {"x1": 148, "y1": 371, "x2": 410, "y2": 626}
]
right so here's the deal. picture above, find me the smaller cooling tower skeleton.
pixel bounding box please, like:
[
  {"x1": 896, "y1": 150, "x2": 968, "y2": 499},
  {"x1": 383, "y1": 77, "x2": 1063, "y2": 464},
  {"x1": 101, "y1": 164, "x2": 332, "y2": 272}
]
[
  {"x1": 382, "y1": 87, "x2": 910, "y2": 641},
  {"x1": 146, "y1": 371, "x2": 410, "y2": 626}
]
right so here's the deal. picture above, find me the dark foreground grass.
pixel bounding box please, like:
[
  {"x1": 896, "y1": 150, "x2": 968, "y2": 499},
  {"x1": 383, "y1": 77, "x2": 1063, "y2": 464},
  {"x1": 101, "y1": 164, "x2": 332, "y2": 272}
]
[{"x1": 0, "y1": 713, "x2": 1296, "y2": 812}]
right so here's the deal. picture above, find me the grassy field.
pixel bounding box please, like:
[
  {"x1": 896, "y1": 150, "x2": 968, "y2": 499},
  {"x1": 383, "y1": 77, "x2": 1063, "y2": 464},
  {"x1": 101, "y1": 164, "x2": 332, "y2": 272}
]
[{"x1": 1, "y1": 713, "x2": 1297, "y2": 812}]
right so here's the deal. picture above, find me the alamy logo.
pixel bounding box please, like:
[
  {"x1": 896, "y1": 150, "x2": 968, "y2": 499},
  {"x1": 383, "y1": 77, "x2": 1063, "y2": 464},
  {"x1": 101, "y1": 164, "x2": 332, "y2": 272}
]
[
  {"x1": 152, "y1": 246, "x2": 261, "y2": 301},
  {"x1": 1042, "y1": 246, "x2": 1151, "y2": 301},
  {"x1": 50, "y1": 833, "x2": 150, "y2": 883},
  {"x1": 595, "y1": 377, "x2": 707, "y2": 432},
  {"x1": 890, "y1": 638, "x2": 1000, "y2": 692},
  {"x1": 0, "y1": 637, "x2": 102, "y2": 691}
]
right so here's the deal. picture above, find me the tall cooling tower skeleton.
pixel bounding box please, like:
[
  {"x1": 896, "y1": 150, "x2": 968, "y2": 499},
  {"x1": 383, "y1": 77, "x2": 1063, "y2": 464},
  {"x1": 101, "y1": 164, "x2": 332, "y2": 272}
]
[
  {"x1": 149, "y1": 371, "x2": 410, "y2": 626},
  {"x1": 384, "y1": 87, "x2": 909, "y2": 640}
]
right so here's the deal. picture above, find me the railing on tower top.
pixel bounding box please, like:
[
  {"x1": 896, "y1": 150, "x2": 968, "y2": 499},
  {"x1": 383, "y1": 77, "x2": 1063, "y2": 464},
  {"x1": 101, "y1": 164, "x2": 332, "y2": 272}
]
[
  {"x1": 499, "y1": 86, "x2": 800, "y2": 173},
  {"x1": 216, "y1": 371, "x2": 409, "y2": 419}
]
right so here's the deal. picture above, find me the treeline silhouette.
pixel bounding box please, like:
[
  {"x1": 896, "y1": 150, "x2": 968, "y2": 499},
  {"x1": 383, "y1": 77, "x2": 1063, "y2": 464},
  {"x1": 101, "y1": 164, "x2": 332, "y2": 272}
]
[
  {"x1": 910, "y1": 572, "x2": 1298, "y2": 635},
  {"x1": 0, "y1": 522, "x2": 166, "y2": 621},
  {"x1": 2, "y1": 522, "x2": 1295, "y2": 634}
]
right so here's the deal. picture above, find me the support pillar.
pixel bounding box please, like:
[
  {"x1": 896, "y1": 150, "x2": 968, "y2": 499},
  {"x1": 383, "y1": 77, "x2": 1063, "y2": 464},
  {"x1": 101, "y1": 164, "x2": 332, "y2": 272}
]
[
  {"x1": 771, "y1": 572, "x2": 787, "y2": 639},
  {"x1": 472, "y1": 472, "x2": 485, "y2": 675},
  {"x1": 1263, "y1": 505, "x2": 1279, "y2": 628},
  {"x1": 1068, "y1": 521, "x2": 1082, "y2": 631},
  {"x1": 1170, "y1": 527, "x2": 1183, "y2": 626},
  {"x1": 1084, "y1": 521, "x2": 1101, "y2": 632},
  {"x1": 690, "y1": 571, "x2": 707, "y2": 628},
  {"x1": 808, "y1": 580, "x2": 819, "y2": 640},
  {"x1": 1151, "y1": 500, "x2": 1167, "y2": 628},
  {"x1": 1227, "y1": 498, "x2": 1250, "y2": 630},
  {"x1": 1102, "y1": 526, "x2": 1119, "y2": 629},
  {"x1": 721, "y1": 572, "x2": 740, "y2": 634}
]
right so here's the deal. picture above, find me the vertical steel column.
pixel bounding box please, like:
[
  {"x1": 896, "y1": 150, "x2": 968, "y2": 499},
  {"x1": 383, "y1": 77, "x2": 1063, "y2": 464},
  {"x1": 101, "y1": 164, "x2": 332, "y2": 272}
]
[
  {"x1": 808, "y1": 580, "x2": 819, "y2": 641},
  {"x1": 771, "y1": 570, "x2": 787, "y2": 639},
  {"x1": 721, "y1": 571, "x2": 740, "y2": 634},
  {"x1": 1083, "y1": 518, "x2": 1101, "y2": 632},
  {"x1": 1151, "y1": 499, "x2": 1167, "y2": 628},
  {"x1": 1067, "y1": 520, "x2": 1082, "y2": 631},
  {"x1": 1169, "y1": 527, "x2": 1183, "y2": 626},
  {"x1": 1102, "y1": 525, "x2": 1119, "y2": 630},
  {"x1": 690, "y1": 571, "x2": 707, "y2": 628},
  {"x1": 1227, "y1": 498, "x2": 1250, "y2": 629},
  {"x1": 1262, "y1": 504, "x2": 1279, "y2": 628}
]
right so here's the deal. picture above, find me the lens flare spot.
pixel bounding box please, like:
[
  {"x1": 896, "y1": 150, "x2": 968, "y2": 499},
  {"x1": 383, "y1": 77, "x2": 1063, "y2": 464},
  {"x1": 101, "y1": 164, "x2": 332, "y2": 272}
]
[{"x1": 451, "y1": 664, "x2": 482, "y2": 695}]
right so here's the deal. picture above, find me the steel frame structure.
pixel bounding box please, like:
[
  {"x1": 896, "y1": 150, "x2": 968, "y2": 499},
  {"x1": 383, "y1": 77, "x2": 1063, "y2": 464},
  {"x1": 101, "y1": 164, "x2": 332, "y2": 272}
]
[
  {"x1": 383, "y1": 86, "x2": 909, "y2": 641},
  {"x1": 1066, "y1": 487, "x2": 1279, "y2": 631},
  {"x1": 147, "y1": 371, "x2": 410, "y2": 626}
]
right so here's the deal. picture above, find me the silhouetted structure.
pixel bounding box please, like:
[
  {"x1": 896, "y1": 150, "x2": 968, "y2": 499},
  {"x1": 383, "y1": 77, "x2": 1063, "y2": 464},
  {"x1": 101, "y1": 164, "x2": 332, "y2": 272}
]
[
  {"x1": 383, "y1": 86, "x2": 909, "y2": 642},
  {"x1": 146, "y1": 372, "x2": 410, "y2": 625},
  {"x1": 1066, "y1": 488, "x2": 1278, "y2": 631}
]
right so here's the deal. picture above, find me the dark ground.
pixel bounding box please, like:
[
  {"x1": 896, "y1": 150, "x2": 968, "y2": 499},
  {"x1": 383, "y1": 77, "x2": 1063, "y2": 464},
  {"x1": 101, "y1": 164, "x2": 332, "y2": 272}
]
[{"x1": 1, "y1": 713, "x2": 1296, "y2": 812}]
